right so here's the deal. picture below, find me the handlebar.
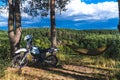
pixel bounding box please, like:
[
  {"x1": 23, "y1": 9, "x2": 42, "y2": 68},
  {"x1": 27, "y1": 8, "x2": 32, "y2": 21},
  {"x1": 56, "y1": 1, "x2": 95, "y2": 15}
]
[{"x1": 48, "y1": 47, "x2": 59, "y2": 53}]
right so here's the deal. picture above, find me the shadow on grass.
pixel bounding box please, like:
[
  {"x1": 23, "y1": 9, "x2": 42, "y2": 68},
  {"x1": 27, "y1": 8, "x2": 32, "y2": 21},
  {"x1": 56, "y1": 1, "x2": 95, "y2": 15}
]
[
  {"x1": 42, "y1": 67, "x2": 106, "y2": 80},
  {"x1": 20, "y1": 73, "x2": 50, "y2": 80},
  {"x1": 56, "y1": 66, "x2": 106, "y2": 77},
  {"x1": 66, "y1": 62, "x2": 112, "y2": 72}
]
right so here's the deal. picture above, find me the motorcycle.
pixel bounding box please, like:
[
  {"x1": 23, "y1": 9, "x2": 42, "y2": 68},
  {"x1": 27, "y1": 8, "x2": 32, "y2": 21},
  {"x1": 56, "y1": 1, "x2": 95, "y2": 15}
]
[{"x1": 12, "y1": 35, "x2": 59, "y2": 68}]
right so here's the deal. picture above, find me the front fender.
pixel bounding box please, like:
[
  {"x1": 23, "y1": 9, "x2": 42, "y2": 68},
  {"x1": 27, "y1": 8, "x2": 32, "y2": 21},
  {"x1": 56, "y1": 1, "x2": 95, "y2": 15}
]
[{"x1": 15, "y1": 48, "x2": 27, "y2": 54}]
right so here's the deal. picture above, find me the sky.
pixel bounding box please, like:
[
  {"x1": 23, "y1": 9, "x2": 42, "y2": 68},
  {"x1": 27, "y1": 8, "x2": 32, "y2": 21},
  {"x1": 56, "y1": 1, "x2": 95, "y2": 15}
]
[{"x1": 0, "y1": 0, "x2": 119, "y2": 30}]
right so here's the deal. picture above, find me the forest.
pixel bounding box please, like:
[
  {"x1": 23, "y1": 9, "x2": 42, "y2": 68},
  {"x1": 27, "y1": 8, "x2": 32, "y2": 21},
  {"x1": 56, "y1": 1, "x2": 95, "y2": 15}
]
[{"x1": 0, "y1": 28, "x2": 120, "y2": 80}]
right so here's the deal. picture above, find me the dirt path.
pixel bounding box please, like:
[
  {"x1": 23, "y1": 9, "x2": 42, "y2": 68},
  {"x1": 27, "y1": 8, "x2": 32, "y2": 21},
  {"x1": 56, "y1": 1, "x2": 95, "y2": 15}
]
[{"x1": 1, "y1": 65, "x2": 112, "y2": 80}]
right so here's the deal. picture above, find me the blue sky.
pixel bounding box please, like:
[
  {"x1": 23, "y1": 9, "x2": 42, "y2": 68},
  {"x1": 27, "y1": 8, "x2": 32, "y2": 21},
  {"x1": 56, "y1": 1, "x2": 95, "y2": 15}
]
[
  {"x1": 81, "y1": 0, "x2": 117, "y2": 4},
  {"x1": 0, "y1": 0, "x2": 119, "y2": 30}
]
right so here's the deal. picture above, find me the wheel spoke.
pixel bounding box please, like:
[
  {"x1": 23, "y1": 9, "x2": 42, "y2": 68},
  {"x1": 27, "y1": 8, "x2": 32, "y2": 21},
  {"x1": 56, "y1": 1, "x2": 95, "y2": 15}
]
[{"x1": 45, "y1": 55, "x2": 58, "y2": 66}]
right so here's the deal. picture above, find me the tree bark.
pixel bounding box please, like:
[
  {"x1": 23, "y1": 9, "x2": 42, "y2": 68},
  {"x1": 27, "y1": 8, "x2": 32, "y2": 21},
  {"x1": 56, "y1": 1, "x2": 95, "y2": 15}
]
[
  {"x1": 50, "y1": 0, "x2": 57, "y2": 47},
  {"x1": 118, "y1": 0, "x2": 120, "y2": 32},
  {"x1": 14, "y1": 0, "x2": 22, "y2": 50},
  {"x1": 8, "y1": 0, "x2": 22, "y2": 56},
  {"x1": 8, "y1": 0, "x2": 15, "y2": 55}
]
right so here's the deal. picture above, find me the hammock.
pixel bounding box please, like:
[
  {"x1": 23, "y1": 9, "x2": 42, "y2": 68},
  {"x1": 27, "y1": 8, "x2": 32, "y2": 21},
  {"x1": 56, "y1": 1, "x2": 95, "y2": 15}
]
[{"x1": 66, "y1": 44, "x2": 111, "y2": 56}]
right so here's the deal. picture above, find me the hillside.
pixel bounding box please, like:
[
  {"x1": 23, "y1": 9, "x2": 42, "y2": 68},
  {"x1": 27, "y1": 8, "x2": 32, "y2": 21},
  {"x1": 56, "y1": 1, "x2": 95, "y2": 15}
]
[{"x1": 0, "y1": 28, "x2": 120, "y2": 80}]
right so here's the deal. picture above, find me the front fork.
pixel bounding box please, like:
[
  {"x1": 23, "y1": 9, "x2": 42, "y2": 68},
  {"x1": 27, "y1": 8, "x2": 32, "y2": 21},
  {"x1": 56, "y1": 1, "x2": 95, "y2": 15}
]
[{"x1": 19, "y1": 51, "x2": 28, "y2": 66}]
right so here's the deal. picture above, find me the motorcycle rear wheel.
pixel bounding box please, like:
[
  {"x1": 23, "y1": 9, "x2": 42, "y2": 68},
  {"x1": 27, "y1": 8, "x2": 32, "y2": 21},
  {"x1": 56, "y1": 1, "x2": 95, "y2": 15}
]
[
  {"x1": 45, "y1": 55, "x2": 58, "y2": 67},
  {"x1": 12, "y1": 54, "x2": 28, "y2": 68}
]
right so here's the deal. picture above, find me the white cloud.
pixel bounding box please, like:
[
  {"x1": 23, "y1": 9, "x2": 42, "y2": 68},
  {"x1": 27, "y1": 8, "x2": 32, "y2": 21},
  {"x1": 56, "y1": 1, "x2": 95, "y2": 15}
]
[
  {"x1": 0, "y1": 0, "x2": 119, "y2": 29},
  {"x1": 61, "y1": 0, "x2": 118, "y2": 21},
  {"x1": 0, "y1": 0, "x2": 118, "y2": 21},
  {"x1": 0, "y1": 18, "x2": 7, "y2": 28},
  {"x1": 0, "y1": 22, "x2": 7, "y2": 26},
  {"x1": 0, "y1": 7, "x2": 8, "y2": 18}
]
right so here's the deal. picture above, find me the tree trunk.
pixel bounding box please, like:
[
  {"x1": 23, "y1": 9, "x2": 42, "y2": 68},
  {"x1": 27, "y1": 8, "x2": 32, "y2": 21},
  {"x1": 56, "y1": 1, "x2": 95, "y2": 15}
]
[
  {"x1": 14, "y1": 0, "x2": 22, "y2": 50},
  {"x1": 50, "y1": 0, "x2": 57, "y2": 47},
  {"x1": 118, "y1": 0, "x2": 120, "y2": 32},
  {"x1": 8, "y1": 0, "x2": 22, "y2": 56},
  {"x1": 8, "y1": 0, "x2": 15, "y2": 55}
]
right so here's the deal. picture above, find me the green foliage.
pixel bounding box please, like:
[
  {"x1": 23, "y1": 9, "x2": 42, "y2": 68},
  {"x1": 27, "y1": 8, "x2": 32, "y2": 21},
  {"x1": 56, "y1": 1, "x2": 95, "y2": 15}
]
[
  {"x1": 21, "y1": 28, "x2": 120, "y2": 60},
  {"x1": 21, "y1": 0, "x2": 70, "y2": 17},
  {"x1": 0, "y1": 31, "x2": 10, "y2": 78},
  {"x1": 21, "y1": 28, "x2": 120, "y2": 71},
  {"x1": 1, "y1": 28, "x2": 120, "y2": 78},
  {"x1": 0, "y1": 59, "x2": 10, "y2": 78},
  {"x1": 0, "y1": 31, "x2": 10, "y2": 59}
]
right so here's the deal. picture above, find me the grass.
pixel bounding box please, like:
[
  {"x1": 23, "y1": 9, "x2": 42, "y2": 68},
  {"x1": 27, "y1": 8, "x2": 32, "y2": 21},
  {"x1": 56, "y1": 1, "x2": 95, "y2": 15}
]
[
  {"x1": 1, "y1": 67, "x2": 79, "y2": 80},
  {"x1": 57, "y1": 52, "x2": 117, "y2": 68},
  {"x1": 0, "y1": 60, "x2": 10, "y2": 78},
  {"x1": 0, "y1": 31, "x2": 10, "y2": 78},
  {"x1": 57, "y1": 53, "x2": 120, "y2": 80},
  {"x1": 0, "y1": 29, "x2": 120, "y2": 80},
  {"x1": 0, "y1": 50, "x2": 119, "y2": 80}
]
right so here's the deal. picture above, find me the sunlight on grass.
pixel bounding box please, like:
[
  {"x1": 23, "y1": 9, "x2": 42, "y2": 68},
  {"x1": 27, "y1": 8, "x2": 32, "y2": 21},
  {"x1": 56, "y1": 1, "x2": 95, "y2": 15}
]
[
  {"x1": 81, "y1": 57, "x2": 94, "y2": 64},
  {"x1": 91, "y1": 57, "x2": 116, "y2": 68},
  {"x1": 1, "y1": 67, "x2": 77, "y2": 80},
  {"x1": 57, "y1": 52, "x2": 117, "y2": 69},
  {"x1": 57, "y1": 53, "x2": 66, "y2": 61}
]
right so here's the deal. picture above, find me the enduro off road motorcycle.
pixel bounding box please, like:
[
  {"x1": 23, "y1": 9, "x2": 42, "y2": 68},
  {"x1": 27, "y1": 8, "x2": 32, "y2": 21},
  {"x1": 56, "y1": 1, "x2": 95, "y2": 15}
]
[{"x1": 12, "y1": 35, "x2": 58, "y2": 68}]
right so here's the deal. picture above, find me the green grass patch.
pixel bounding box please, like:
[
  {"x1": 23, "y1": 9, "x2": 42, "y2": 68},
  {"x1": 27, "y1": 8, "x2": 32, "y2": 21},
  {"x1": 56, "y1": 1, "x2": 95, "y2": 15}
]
[
  {"x1": 0, "y1": 59, "x2": 10, "y2": 78},
  {"x1": 0, "y1": 28, "x2": 120, "y2": 79}
]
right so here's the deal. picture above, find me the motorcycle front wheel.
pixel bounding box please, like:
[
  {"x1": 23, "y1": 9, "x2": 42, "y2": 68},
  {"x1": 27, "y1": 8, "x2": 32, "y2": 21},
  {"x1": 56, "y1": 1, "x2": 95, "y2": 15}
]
[
  {"x1": 12, "y1": 54, "x2": 28, "y2": 68},
  {"x1": 45, "y1": 55, "x2": 58, "y2": 67}
]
